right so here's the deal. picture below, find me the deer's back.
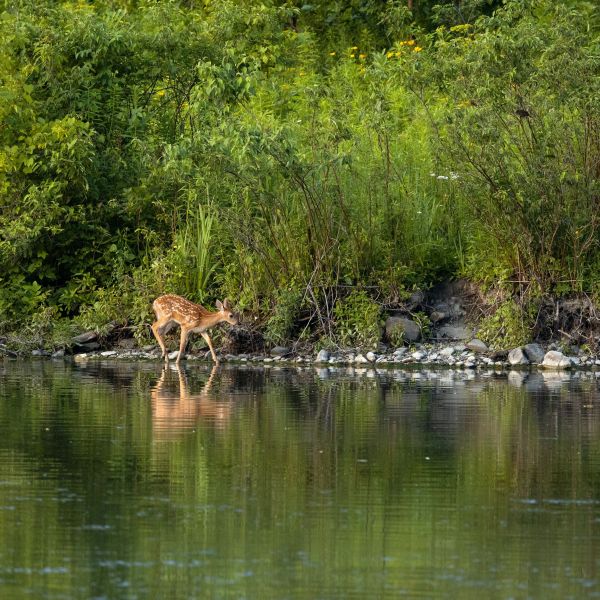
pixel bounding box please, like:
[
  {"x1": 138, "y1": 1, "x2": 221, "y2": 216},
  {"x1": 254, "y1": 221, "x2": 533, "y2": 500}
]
[{"x1": 153, "y1": 294, "x2": 209, "y2": 321}]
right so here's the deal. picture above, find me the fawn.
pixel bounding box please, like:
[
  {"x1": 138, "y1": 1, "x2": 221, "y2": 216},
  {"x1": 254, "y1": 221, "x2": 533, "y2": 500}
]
[{"x1": 151, "y1": 295, "x2": 238, "y2": 364}]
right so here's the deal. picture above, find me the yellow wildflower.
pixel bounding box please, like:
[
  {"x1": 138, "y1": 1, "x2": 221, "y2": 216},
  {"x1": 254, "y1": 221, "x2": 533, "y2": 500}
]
[
  {"x1": 351, "y1": 46, "x2": 358, "y2": 50},
  {"x1": 413, "y1": 46, "x2": 422, "y2": 52},
  {"x1": 359, "y1": 53, "x2": 367, "y2": 60},
  {"x1": 329, "y1": 51, "x2": 336, "y2": 56},
  {"x1": 386, "y1": 51, "x2": 394, "y2": 58},
  {"x1": 407, "y1": 39, "x2": 415, "y2": 46},
  {"x1": 350, "y1": 53, "x2": 355, "y2": 58}
]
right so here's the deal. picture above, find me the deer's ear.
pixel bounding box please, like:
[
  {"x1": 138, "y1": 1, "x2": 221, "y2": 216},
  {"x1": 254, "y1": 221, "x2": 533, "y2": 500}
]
[
  {"x1": 216, "y1": 300, "x2": 224, "y2": 311},
  {"x1": 223, "y1": 298, "x2": 231, "y2": 310}
]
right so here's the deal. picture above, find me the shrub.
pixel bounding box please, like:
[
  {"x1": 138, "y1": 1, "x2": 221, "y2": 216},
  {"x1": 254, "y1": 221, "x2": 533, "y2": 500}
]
[{"x1": 333, "y1": 290, "x2": 381, "y2": 349}]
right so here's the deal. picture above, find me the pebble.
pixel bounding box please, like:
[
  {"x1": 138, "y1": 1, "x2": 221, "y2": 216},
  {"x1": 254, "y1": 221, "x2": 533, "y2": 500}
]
[{"x1": 22, "y1": 340, "x2": 600, "y2": 375}]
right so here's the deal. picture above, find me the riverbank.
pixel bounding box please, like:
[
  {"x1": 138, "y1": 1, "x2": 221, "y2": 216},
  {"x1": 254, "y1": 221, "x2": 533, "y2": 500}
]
[{"x1": 5, "y1": 340, "x2": 599, "y2": 372}]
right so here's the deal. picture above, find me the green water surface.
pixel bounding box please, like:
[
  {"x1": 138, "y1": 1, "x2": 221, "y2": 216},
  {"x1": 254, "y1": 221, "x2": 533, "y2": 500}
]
[{"x1": 1, "y1": 361, "x2": 600, "y2": 599}]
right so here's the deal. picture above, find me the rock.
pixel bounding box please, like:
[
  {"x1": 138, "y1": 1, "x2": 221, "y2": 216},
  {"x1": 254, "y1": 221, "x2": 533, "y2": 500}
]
[
  {"x1": 316, "y1": 349, "x2": 330, "y2": 363},
  {"x1": 168, "y1": 350, "x2": 182, "y2": 361},
  {"x1": 393, "y1": 347, "x2": 408, "y2": 357},
  {"x1": 74, "y1": 342, "x2": 100, "y2": 353},
  {"x1": 408, "y1": 290, "x2": 425, "y2": 307},
  {"x1": 411, "y1": 351, "x2": 427, "y2": 361},
  {"x1": 354, "y1": 354, "x2": 368, "y2": 364},
  {"x1": 31, "y1": 349, "x2": 50, "y2": 357},
  {"x1": 0, "y1": 344, "x2": 18, "y2": 357},
  {"x1": 51, "y1": 349, "x2": 65, "y2": 358},
  {"x1": 439, "y1": 346, "x2": 455, "y2": 356},
  {"x1": 430, "y1": 311, "x2": 447, "y2": 324},
  {"x1": 437, "y1": 325, "x2": 472, "y2": 340},
  {"x1": 366, "y1": 351, "x2": 377, "y2": 362},
  {"x1": 523, "y1": 343, "x2": 545, "y2": 364},
  {"x1": 100, "y1": 350, "x2": 117, "y2": 357},
  {"x1": 385, "y1": 317, "x2": 421, "y2": 343},
  {"x1": 72, "y1": 331, "x2": 98, "y2": 345},
  {"x1": 508, "y1": 347, "x2": 529, "y2": 365},
  {"x1": 542, "y1": 351, "x2": 572, "y2": 369},
  {"x1": 271, "y1": 346, "x2": 290, "y2": 357},
  {"x1": 116, "y1": 338, "x2": 136, "y2": 350},
  {"x1": 466, "y1": 339, "x2": 488, "y2": 353}
]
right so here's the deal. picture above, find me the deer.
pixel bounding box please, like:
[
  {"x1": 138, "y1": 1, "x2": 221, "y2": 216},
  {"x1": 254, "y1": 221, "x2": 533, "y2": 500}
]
[{"x1": 151, "y1": 294, "x2": 238, "y2": 364}]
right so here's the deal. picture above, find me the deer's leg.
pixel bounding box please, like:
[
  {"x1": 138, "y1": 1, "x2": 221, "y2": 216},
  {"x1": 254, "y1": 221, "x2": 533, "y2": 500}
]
[
  {"x1": 201, "y1": 332, "x2": 219, "y2": 363},
  {"x1": 177, "y1": 327, "x2": 190, "y2": 364},
  {"x1": 151, "y1": 320, "x2": 169, "y2": 361}
]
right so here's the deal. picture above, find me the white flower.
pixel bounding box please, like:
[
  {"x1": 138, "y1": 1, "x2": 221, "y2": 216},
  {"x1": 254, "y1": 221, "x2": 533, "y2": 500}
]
[{"x1": 437, "y1": 175, "x2": 449, "y2": 180}]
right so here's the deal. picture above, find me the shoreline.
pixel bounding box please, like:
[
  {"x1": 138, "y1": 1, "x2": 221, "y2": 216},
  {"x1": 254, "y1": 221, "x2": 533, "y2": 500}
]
[{"x1": 6, "y1": 341, "x2": 599, "y2": 373}]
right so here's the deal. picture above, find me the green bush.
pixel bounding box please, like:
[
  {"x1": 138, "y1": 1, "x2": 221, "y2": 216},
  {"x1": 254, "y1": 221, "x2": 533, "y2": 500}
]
[
  {"x1": 333, "y1": 290, "x2": 381, "y2": 349},
  {"x1": 264, "y1": 286, "x2": 304, "y2": 346},
  {"x1": 478, "y1": 300, "x2": 534, "y2": 349}
]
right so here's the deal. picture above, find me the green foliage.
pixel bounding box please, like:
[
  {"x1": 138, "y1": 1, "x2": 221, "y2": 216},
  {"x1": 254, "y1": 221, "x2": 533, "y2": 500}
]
[
  {"x1": 0, "y1": 0, "x2": 598, "y2": 348},
  {"x1": 333, "y1": 290, "x2": 381, "y2": 349},
  {"x1": 428, "y1": 1, "x2": 600, "y2": 293},
  {"x1": 264, "y1": 285, "x2": 304, "y2": 346},
  {"x1": 478, "y1": 300, "x2": 534, "y2": 349}
]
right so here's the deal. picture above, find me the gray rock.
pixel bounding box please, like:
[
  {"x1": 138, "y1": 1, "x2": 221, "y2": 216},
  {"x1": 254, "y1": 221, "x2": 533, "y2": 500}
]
[
  {"x1": 437, "y1": 325, "x2": 472, "y2": 340},
  {"x1": 31, "y1": 349, "x2": 50, "y2": 357},
  {"x1": 74, "y1": 342, "x2": 100, "y2": 352},
  {"x1": 0, "y1": 344, "x2": 18, "y2": 357},
  {"x1": 542, "y1": 351, "x2": 572, "y2": 369},
  {"x1": 72, "y1": 331, "x2": 97, "y2": 345},
  {"x1": 271, "y1": 346, "x2": 290, "y2": 357},
  {"x1": 385, "y1": 316, "x2": 421, "y2": 343},
  {"x1": 508, "y1": 347, "x2": 529, "y2": 365},
  {"x1": 408, "y1": 290, "x2": 425, "y2": 307},
  {"x1": 316, "y1": 349, "x2": 330, "y2": 363},
  {"x1": 51, "y1": 349, "x2": 65, "y2": 358},
  {"x1": 466, "y1": 339, "x2": 488, "y2": 353},
  {"x1": 439, "y1": 346, "x2": 455, "y2": 356},
  {"x1": 393, "y1": 347, "x2": 408, "y2": 357},
  {"x1": 430, "y1": 310, "x2": 447, "y2": 324},
  {"x1": 168, "y1": 350, "x2": 182, "y2": 361},
  {"x1": 100, "y1": 350, "x2": 117, "y2": 357},
  {"x1": 366, "y1": 351, "x2": 377, "y2": 362},
  {"x1": 116, "y1": 338, "x2": 136, "y2": 350},
  {"x1": 354, "y1": 354, "x2": 368, "y2": 364},
  {"x1": 523, "y1": 343, "x2": 545, "y2": 364},
  {"x1": 411, "y1": 351, "x2": 427, "y2": 361}
]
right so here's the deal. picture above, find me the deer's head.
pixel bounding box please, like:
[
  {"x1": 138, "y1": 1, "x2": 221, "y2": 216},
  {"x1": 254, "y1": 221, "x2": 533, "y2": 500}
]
[{"x1": 216, "y1": 299, "x2": 239, "y2": 326}]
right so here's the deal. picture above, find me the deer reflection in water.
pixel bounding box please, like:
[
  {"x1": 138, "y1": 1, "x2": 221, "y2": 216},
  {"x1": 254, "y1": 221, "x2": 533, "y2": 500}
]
[{"x1": 151, "y1": 365, "x2": 233, "y2": 438}]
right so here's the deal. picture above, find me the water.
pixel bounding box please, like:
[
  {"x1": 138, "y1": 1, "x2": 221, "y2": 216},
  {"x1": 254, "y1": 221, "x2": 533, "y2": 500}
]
[{"x1": 1, "y1": 361, "x2": 600, "y2": 599}]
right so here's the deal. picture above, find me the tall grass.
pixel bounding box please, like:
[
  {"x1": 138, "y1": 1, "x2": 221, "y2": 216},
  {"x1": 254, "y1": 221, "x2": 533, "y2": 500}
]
[{"x1": 172, "y1": 191, "x2": 216, "y2": 304}]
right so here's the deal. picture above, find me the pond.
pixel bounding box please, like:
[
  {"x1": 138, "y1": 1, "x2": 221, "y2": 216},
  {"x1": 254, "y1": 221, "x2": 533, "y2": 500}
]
[{"x1": 1, "y1": 360, "x2": 600, "y2": 599}]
